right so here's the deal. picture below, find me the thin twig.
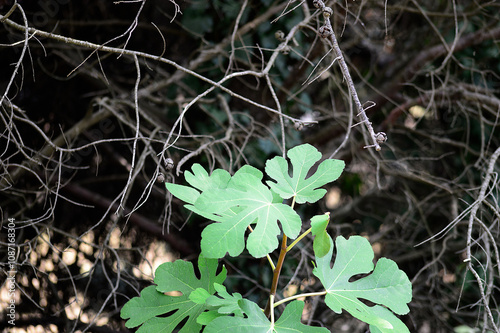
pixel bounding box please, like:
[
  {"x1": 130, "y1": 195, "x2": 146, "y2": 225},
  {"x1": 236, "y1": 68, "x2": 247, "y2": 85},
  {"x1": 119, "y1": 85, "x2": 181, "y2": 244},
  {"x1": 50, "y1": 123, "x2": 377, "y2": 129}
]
[{"x1": 313, "y1": 0, "x2": 384, "y2": 151}]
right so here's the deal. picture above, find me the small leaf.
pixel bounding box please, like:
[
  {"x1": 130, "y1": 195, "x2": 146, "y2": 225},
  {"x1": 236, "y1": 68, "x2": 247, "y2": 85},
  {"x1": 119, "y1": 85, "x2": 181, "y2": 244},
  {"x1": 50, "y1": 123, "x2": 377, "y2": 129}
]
[
  {"x1": 311, "y1": 213, "x2": 331, "y2": 258},
  {"x1": 266, "y1": 144, "x2": 345, "y2": 204},
  {"x1": 190, "y1": 288, "x2": 211, "y2": 304},
  {"x1": 310, "y1": 213, "x2": 329, "y2": 236},
  {"x1": 313, "y1": 232, "x2": 330, "y2": 258},
  {"x1": 206, "y1": 283, "x2": 244, "y2": 316},
  {"x1": 121, "y1": 255, "x2": 226, "y2": 333},
  {"x1": 313, "y1": 235, "x2": 412, "y2": 333},
  {"x1": 196, "y1": 283, "x2": 244, "y2": 326},
  {"x1": 204, "y1": 299, "x2": 329, "y2": 333}
]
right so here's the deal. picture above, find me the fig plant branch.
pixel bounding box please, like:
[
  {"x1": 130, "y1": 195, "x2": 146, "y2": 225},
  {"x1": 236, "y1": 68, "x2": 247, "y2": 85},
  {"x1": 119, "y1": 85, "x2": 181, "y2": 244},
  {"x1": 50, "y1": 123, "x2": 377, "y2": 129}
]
[
  {"x1": 264, "y1": 196, "x2": 296, "y2": 317},
  {"x1": 313, "y1": 0, "x2": 387, "y2": 151},
  {"x1": 122, "y1": 144, "x2": 413, "y2": 332},
  {"x1": 264, "y1": 233, "x2": 288, "y2": 318}
]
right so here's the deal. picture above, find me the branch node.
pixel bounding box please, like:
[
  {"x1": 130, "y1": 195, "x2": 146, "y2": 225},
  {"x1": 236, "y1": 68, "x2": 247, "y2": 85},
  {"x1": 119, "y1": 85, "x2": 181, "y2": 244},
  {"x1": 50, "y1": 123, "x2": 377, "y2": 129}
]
[{"x1": 318, "y1": 25, "x2": 332, "y2": 38}]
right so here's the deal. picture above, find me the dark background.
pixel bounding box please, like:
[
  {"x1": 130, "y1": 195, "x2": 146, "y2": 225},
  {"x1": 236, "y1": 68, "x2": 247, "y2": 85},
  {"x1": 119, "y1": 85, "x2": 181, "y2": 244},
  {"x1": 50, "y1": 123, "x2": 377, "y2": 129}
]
[{"x1": 1, "y1": 1, "x2": 499, "y2": 332}]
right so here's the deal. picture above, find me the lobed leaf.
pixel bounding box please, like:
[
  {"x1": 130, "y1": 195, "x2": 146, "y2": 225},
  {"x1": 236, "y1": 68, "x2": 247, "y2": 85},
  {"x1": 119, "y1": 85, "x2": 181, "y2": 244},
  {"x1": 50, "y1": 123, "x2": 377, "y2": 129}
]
[
  {"x1": 166, "y1": 183, "x2": 200, "y2": 205},
  {"x1": 313, "y1": 235, "x2": 412, "y2": 333},
  {"x1": 196, "y1": 165, "x2": 301, "y2": 258},
  {"x1": 166, "y1": 164, "x2": 234, "y2": 222},
  {"x1": 204, "y1": 299, "x2": 329, "y2": 333},
  {"x1": 121, "y1": 255, "x2": 226, "y2": 333},
  {"x1": 205, "y1": 283, "x2": 244, "y2": 316},
  {"x1": 165, "y1": 164, "x2": 231, "y2": 205},
  {"x1": 184, "y1": 164, "x2": 231, "y2": 192},
  {"x1": 197, "y1": 283, "x2": 245, "y2": 325},
  {"x1": 368, "y1": 306, "x2": 415, "y2": 333},
  {"x1": 166, "y1": 145, "x2": 346, "y2": 260},
  {"x1": 265, "y1": 144, "x2": 345, "y2": 204}
]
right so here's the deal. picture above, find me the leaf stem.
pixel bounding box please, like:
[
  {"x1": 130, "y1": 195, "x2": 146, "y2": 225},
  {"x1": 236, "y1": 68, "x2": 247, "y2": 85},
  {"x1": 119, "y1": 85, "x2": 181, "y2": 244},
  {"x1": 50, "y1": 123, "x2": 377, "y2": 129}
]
[
  {"x1": 273, "y1": 290, "x2": 327, "y2": 308},
  {"x1": 266, "y1": 254, "x2": 276, "y2": 271},
  {"x1": 286, "y1": 227, "x2": 311, "y2": 252},
  {"x1": 269, "y1": 294, "x2": 275, "y2": 327}
]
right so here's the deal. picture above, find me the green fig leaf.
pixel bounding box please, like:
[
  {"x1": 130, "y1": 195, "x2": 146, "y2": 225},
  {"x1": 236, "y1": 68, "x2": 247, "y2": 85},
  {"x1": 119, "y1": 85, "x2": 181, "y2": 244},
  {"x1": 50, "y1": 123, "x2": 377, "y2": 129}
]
[
  {"x1": 265, "y1": 144, "x2": 345, "y2": 204},
  {"x1": 313, "y1": 235, "x2": 412, "y2": 333},
  {"x1": 204, "y1": 299, "x2": 329, "y2": 333},
  {"x1": 311, "y1": 213, "x2": 331, "y2": 258},
  {"x1": 121, "y1": 255, "x2": 226, "y2": 333},
  {"x1": 196, "y1": 165, "x2": 301, "y2": 258}
]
